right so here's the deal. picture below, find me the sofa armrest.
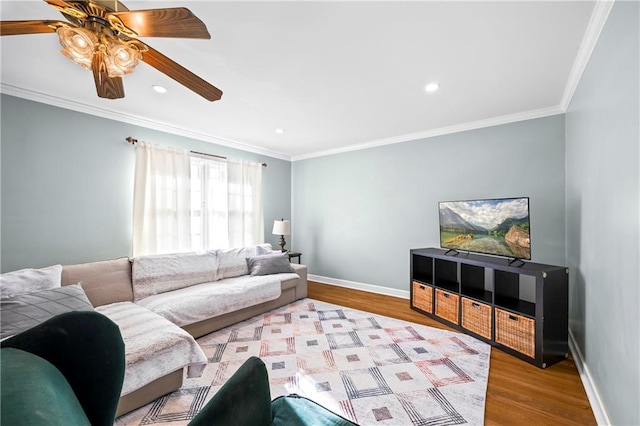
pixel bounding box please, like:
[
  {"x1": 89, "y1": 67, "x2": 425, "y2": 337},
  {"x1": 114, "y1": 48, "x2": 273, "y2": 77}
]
[
  {"x1": 0, "y1": 311, "x2": 125, "y2": 426},
  {"x1": 291, "y1": 263, "x2": 308, "y2": 299},
  {"x1": 189, "y1": 356, "x2": 272, "y2": 426}
]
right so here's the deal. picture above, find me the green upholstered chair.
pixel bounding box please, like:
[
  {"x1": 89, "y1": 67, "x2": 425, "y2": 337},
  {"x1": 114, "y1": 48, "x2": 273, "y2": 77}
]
[
  {"x1": 189, "y1": 356, "x2": 358, "y2": 426},
  {"x1": 0, "y1": 311, "x2": 125, "y2": 426}
]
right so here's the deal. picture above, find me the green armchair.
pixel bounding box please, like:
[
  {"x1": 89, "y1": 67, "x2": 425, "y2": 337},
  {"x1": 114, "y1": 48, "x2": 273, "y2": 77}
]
[
  {"x1": 0, "y1": 311, "x2": 125, "y2": 426},
  {"x1": 189, "y1": 356, "x2": 358, "y2": 426},
  {"x1": 0, "y1": 312, "x2": 354, "y2": 426}
]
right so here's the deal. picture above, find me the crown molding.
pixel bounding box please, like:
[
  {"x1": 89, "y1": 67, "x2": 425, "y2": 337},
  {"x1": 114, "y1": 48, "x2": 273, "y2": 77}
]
[
  {"x1": 4, "y1": 0, "x2": 612, "y2": 165},
  {"x1": 292, "y1": 105, "x2": 564, "y2": 162},
  {"x1": 560, "y1": 0, "x2": 615, "y2": 111},
  {"x1": 0, "y1": 84, "x2": 292, "y2": 162},
  {"x1": 1, "y1": 3, "x2": 612, "y2": 164},
  {"x1": 291, "y1": 1, "x2": 614, "y2": 162}
]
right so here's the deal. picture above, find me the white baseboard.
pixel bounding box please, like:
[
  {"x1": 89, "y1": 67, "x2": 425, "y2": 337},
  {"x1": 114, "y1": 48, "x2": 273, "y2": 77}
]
[
  {"x1": 567, "y1": 330, "x2": 610, "y2": 425},
  {"x1": 310, "y1": 275, "x2": 608, "y2": 425},
  {"x1": 308, "y1": 274, "x2": 410, "y2": 300}
]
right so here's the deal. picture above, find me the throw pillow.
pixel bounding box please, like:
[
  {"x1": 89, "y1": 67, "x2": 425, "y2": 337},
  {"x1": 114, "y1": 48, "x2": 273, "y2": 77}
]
[
  {"x1": 247, "y1": 253, "x2": 294, "y2": 276},
  {"x1": 217, "y1": 244, "x2": 276, "y2": 279},
  {"x1": 0, "y1": 264, "x2": 63, "y2": 299},
  {"x1": 0, "y1": 283, "x2": 94, "y2": 339}
]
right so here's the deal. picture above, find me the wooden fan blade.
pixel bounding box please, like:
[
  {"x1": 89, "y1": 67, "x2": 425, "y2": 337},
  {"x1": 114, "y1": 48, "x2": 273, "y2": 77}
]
[
  {"x1": 0, "y1": 20, "x2": 63, "y2": 36},
  {"x1": 43, "y1": 0, "x2": 76, "y2": 8},
  {"x1": 109, "y1": 8, "x2": 210, "y2": 39},
  {"x1": 141, "y1": 44, "x2": 222, "y2": 102},
  {"x1": 92, "y1": 52, "x2": 125, "y2": 100},
  {"x1": 43, "y1": 0, "x2": 88, "y2": 19}
]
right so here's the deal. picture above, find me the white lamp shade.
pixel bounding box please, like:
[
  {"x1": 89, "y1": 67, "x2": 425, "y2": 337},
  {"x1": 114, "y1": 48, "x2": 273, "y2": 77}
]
[{"x1": 272, "y1": 219, "x2": 290, "y2": 236}]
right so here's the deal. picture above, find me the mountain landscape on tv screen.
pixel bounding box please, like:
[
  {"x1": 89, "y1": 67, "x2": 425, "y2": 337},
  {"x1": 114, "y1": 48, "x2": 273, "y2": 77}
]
[{"x1": 439, "y1": 198, "x2": 531, "y2": 259}]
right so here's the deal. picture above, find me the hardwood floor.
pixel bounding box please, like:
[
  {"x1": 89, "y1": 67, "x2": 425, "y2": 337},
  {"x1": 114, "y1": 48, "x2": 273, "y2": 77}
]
[{"x1": 308, "y1": 281, "x2": 596, "y2": 426}]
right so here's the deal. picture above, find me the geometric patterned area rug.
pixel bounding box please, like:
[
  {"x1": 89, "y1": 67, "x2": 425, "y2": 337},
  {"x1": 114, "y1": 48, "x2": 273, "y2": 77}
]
[{"x1": 116, "y1": 298, "x2": 491, "y2": 426}]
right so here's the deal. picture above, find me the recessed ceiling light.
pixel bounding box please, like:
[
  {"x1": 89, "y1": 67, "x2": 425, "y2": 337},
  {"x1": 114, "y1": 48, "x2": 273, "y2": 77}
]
[
  {"x1": 275, "y1": 128, "x2": 285, "y2": 134},
  {"x1": 424, "y1": 82, "x2": 440, "y2": 93},
  {"x1": 152, "y1": 85, "x2": 167, "y2": 94}
]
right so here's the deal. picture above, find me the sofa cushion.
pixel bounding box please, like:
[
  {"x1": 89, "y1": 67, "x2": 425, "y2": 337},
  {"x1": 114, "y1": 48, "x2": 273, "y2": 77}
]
[
  {"x1": 247, "y1": 253, "x2": 294, "y2": 276},
  {"x1": 62, "y1": 258, "x2": 133, "y2": 307},
  {"x1": 1, "y1": 348, "x2": 91, "y2": 426},
  {"x1": 216, "y1": 246, "x2": 255, "y2": 279},
  {"x1": 95, "y1": 302, "x2": 207, "y2": 396},
  {"x1": 135, "y1": 273, "x2": 296, "y2": 327},
  {"x1": 1, "y1": 264, "x2": 62, "y2": 299},
  {"x1": 0, "y1": 284, "x2": 94, "y2": 339},
  {"x1": 132, "y1": 251, "x2": 218, "y2": 301},
  {"x1": 217, "y1": 244, "x2": 273, "y2": 279}
]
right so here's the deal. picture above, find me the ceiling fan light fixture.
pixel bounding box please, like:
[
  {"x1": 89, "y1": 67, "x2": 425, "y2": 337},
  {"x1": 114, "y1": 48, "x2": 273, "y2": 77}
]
[
  {"x1": 57, "y1": 26, "x2": 97, "y2": 70},
  {"x1": 104, "y1": 40, "x2": 141, "y2": 77},
  {"x1": 8, "y1": 0, "x2": 222, "y2": 101}
]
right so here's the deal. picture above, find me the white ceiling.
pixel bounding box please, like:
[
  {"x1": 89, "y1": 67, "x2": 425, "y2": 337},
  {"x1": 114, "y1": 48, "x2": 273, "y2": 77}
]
[{"x1": 1, "y1": 1, "x2": 604, "y2": 160}]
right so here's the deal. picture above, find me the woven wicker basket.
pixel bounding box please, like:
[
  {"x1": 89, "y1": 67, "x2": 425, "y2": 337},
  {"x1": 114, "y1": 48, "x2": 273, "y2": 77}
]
[
  {"x1": 461, "y1": 298, "x2": 492, "y2": 340},
  {"x1": 412, "y1": 281, "x2": 433, "y2": 313},
  {"x1": 495, "y1": 308, "x2": 535, "y2": 358},
  {"x1": 435, "y1": 288, "x2": 459, "y2": 324}
]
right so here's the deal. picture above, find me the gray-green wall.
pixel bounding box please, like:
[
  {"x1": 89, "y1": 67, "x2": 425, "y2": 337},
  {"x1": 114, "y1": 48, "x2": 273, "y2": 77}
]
[
  {"x1": 292, "y1": 115, "x2": 567, "y2": 292},
  {"x1": 565, "y1": 1, "x2": 639, "y2": 424},
  {"x1": 1, "y1": 95, "x2": 291, "y2": 272},
  {"x1": 2, "y1": 5, "x2": 638, "y2": 420}
]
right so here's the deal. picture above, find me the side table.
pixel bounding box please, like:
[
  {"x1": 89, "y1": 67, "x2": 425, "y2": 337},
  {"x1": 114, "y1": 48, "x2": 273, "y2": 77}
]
[{"x1": 287, "y1": 251, "x2": 302, "y2": 264}]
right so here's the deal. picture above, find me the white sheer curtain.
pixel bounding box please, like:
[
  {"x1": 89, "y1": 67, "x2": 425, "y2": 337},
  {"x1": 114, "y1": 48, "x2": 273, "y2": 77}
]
[
  {"x1": 132, "y1": 141, "x2": 191, "y2": 257},
  {"x1": 190, "y1": 155, "x2": 229, "y2": 251},
  {"x1": 227, "y1": 159, "x2": 264, "y2": 248}
]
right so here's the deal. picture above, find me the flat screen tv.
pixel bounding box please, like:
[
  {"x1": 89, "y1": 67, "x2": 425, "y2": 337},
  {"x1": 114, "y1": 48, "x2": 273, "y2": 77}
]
[{"x1": 439, "y1": 197, "x2": 531, "y2": 260}]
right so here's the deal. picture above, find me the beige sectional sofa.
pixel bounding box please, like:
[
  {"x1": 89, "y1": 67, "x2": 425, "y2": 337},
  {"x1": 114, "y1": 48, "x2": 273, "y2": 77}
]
[{"x1": 59, "y1": 246, "x2": 308, "y2": 416}]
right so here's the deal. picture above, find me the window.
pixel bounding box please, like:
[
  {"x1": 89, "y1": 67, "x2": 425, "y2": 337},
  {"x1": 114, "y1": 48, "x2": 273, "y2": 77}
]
[
  {"x1": 133, "y1": 142, "x2": 264, "y2": 257},
  {"x1": 190, "y1": 155, "x2": 229, "y2": 251}
]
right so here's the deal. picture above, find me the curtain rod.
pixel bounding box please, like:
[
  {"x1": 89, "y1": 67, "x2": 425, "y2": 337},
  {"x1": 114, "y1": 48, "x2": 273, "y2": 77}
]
[{"x1": 125, "y1": 137, "x2": 267, "y2": 167}]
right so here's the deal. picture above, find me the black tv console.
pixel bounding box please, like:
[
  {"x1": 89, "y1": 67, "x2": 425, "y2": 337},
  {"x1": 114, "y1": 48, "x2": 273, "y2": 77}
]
[{"x1": 410, "y1": 248, "x2": 568, "y2": 368}]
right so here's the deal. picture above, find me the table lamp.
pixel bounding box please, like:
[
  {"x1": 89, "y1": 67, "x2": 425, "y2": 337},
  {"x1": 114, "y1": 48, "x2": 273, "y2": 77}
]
[{"x1": 272, "y1": 219, "x2": 290, "y2": 252}]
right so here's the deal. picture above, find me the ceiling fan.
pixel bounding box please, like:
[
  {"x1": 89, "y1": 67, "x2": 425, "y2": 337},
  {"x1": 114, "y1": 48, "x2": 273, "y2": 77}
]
[{"x1": 0, "y1": 0, "x2": 223, "y2": 101}]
